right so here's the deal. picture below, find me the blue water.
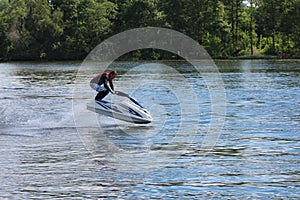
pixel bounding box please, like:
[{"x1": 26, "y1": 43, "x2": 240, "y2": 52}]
[{"x1": 0, "y1": 60, "x2": 299, "y2": 199}]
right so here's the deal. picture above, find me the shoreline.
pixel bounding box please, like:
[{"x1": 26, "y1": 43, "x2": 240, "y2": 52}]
[{"x1": 1, "y1": 55, "x2": 300, "y2": 63}]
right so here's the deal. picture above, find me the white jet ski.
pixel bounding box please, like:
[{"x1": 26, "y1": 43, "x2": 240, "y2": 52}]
[{"x1": 86, "y1": 91, "x2": 152, "y2": 124}]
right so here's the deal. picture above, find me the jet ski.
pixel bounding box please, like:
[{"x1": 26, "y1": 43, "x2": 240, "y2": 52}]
[{"x1": 86, "y1": 91, "x2": 152, "y2": 124}]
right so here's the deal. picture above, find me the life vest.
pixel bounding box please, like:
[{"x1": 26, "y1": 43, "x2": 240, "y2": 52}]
[
  {"x1": 102, "y1": 72, "x2": 112, "y2": 81},
  {"x1": 98, "y1": 71, "x2": 114, "y2": 91}
]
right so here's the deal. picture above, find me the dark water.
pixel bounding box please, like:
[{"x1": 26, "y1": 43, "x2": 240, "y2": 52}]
[{"x1": 0, "y1": 60, "x2": 299, "y2": 199}]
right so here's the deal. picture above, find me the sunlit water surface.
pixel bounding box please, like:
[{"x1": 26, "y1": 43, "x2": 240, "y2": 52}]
[{"x1": 0, "y1": 60, "x2": 299, "y2": 199}]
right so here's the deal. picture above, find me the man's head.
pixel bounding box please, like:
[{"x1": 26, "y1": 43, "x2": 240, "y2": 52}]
[{"x1": 109, "y1": 70, "x2": 118, "y2": 80}]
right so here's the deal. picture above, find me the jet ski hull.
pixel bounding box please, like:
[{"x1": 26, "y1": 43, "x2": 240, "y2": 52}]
[{"x1": 87, "y1": 100, "x2": 152, "y2": 124}]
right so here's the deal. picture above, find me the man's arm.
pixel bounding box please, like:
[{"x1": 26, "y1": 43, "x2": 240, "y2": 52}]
[
  {"x1": 109, "y1": 81, "x2": 114, "y2": 91},
  {"x1": 103, "y1": 75, "x2": 114, "y2": 93}
]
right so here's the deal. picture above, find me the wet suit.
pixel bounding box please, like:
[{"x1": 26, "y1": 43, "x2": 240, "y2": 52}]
[{"x1": 91, "y1": 72, "x2": 115, "y2": 100}]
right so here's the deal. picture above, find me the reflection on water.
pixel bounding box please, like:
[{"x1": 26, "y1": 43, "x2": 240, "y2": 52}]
[{"x1": 0, "y1": 60, "x2": 299, "y2": 199}]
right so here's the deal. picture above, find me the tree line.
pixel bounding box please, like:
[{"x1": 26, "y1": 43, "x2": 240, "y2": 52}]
[{"x1": 0, "y1": 0, "x2": 299, "y2": 61}]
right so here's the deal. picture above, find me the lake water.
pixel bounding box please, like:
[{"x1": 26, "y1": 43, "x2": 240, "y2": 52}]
[{"x1": 0, "y1": 60, "x2": 299, "y2": 199}]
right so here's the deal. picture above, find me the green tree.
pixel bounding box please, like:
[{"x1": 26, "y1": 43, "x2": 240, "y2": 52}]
[
  {"x1": 159, "y1": 0, "x2": 232, "y2": 57},
  {"x1": 1, "y1": 0, "x2": 299, "y2": 60},
  {"x1": 6, "y1": 0, "x2": 28, "y2": 59},
  {"x1": 0, "y1": 0, "x2": 10, "y2": 60},
  {"x1": 200, "y1": 0, "x2": 231, "y2": 57},
  {"x1": 24, "y1": 0, "x2": 63, "y2": 59},
  {"x1": 111, "y1": 0, "x2": 167, "y2": 59},
  {"x1": 279, "y1": 0, "x2": 300, "y2": 57},
  {"x1": 255, "y1": 0, "x2": 283, "y2": 54},
  {"x1": 114, "y1": 0, "x2": 165, "y2": 32},
  {"x1": 249, "y1": 0, "x2": 255, "y2": 55},
  {"x1": 51, "y1": 0, "x2": 117, "y2": 59},
  {"x1": 3, "y1": 0, "x2": 63, "y2": 60},
  {"x1": 220, "y1": 0, "x2": 245, "y2": 55}
]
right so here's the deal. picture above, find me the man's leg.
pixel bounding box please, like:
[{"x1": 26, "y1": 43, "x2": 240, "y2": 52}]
[{"x1": 95, "y1": 90, "x2": 109, "y2": 100}]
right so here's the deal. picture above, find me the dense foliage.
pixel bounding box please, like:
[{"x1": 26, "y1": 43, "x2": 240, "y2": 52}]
[{"x1": 0, "y1": 0, "x2": 299, "y2": 60}]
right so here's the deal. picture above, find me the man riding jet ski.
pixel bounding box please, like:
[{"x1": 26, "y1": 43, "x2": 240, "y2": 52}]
[
  {"x1": 90, "y1": 71, "x2": 118, "y2": 100},
  {"x1": 88, "y1": 71, "x2": 152, "y2": 124}
]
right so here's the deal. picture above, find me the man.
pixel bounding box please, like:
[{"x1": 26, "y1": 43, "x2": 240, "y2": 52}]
[{"x1": 90, "y1": 71, "x2": 118, "y2": 100}]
